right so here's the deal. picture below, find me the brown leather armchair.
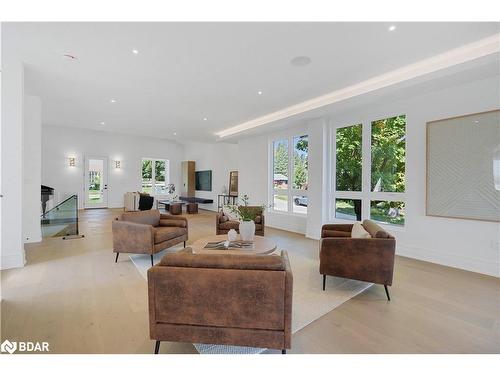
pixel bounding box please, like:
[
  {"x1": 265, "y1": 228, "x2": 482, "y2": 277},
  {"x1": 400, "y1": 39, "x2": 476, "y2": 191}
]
[
  {"x1": 148, "y1": 249, "x2": 293, "y2": 354},
  {"x1": 216, "y1": 206, "x2": 265, "y2": 236},
  {"x1": 320, "y1": 220, "x2": 395, "y2": 301},
  {"x1": 112, "y1": 209, "x2": 188, "y2": 266}
]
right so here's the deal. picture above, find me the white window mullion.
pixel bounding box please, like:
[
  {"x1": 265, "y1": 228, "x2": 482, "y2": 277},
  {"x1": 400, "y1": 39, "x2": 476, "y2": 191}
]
[
  {"x1": 288, "y1": 136, "x2": 293, "y2": 212},
  {"x1": 328, "y1": 123, "x2": 337, "y2": 220},
  {"x1": 152, "y1": 160, "x2": 157, "y2": 195},
  {"x1": 361, "y1": 120, "x2": 371, "y2": 221}
]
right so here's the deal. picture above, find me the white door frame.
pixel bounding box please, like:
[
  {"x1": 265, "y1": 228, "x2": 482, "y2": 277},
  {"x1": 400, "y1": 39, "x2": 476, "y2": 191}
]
[{"x1": 84, "y1": 155, "x2": 109, "y2": 209}]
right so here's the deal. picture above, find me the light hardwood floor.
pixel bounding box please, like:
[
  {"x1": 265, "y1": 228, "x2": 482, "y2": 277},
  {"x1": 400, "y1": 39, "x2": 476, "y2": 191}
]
[{"x1": 1, "y1": 208, "x2": 499, "y2": 354}]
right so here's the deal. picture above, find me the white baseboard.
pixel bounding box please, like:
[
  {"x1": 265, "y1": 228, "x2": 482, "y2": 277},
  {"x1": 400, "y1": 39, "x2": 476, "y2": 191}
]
[
  {"x1": 397, "y1": 243, "x2": 500, "y2": 278},
  {"x1": 0, "y1": 253, "x2": 26, "y2": 270}
]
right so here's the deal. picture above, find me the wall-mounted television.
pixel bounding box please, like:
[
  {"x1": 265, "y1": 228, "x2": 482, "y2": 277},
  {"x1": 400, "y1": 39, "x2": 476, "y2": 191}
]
[{"x1": 195, "y1": 170, "x2": 212, "y2": 191}]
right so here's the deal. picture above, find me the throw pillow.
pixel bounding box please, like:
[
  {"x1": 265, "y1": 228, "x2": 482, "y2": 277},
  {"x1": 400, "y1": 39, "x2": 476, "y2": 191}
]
[
  {"x1": 219, "y1": 214, "x2": 229, "y2": 223},
  {"x1": 351, "y1": 222, "x2": 371, "y2": 239},
  {"x1": 138, "y1": 195, "x2": 154, "y2": 210},
  {"x1": 222, "y1": 205, "x2": 239, "y2": 221}
]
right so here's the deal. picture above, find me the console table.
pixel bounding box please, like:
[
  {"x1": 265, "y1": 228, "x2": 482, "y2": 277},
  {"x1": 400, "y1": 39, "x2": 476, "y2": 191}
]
[{"x1": 217, "y1": 194, "x2": 238, "y2": 210}]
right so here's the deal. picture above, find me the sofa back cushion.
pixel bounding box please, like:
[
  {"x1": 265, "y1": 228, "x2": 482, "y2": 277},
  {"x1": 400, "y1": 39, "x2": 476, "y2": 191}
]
[
  {"x1": 160, "y1": 251, "x2": 285, "y2": 271},
  {"x1": 121, "y1": 209, "x2": 160, "y2": 227},
  {"x1": 239, "y1": 205, "x2": 263, "y2": 220},
  {"x1": 322, "y1": 229, "x2": 351, "y2": 238},
  {"x1": 138, "y1": 195, "x2": 154, "y2": 210},
  {"x1": 362, "y1": 219, "x2": 392, "y2": 238}
]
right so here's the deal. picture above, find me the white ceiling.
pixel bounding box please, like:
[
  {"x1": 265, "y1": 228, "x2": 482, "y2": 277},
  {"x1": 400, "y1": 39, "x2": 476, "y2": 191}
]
[{"x1": 9, "y1": 22, "x2": 499, "y2": 142}]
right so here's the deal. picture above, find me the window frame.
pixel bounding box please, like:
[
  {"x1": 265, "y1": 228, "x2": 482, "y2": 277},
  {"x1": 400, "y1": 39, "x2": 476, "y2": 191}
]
[
  {"x1": 141, "y1": 157, "x2": 170, "y2": 196},
  {"x1": 330, "y1": 115, "x2": 407, "y2": 228},
  {"x1": 269, "y1": 134, "x2": 309, "y2": 216}
]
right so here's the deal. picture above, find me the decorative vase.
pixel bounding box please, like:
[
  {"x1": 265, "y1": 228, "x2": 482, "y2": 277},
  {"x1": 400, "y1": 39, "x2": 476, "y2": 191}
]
[
  {"x1": 227, "y1": 229, "x2": 237, "y2": 242},
  {"x1": 239, "y1": 220, "x2": 255, "y2": 241}
]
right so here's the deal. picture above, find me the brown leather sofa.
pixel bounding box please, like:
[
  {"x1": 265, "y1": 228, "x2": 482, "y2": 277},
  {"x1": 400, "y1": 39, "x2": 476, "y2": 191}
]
[
  {"x1": 320, "y1": 220, "x2": 395, "y2": 300},
  {"x1": 148, "y1": 249, "x2": 293, "y2": 354},
  {"x1": 216, "y1": 206, "x2": 265, "y2": 236},
  {"x1": 112, "y1": 209, "x2": 188, "y2": 266}
]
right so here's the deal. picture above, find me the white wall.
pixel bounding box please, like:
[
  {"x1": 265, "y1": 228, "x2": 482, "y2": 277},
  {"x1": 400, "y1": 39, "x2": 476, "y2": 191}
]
[
  {"x1": 183, "y1": 141, "x2": 238, "y2": 211},
  {"x1": 239, "y1": 74, "x2": 500, "y2": 277},
  {"x1": 41, "y1": 125, "x2": 184, "y2": 209},
  {"x1": 23, "y1": 95, "x2": 42, "y2": 243},
  {"x1": 1, "y1": 24, "x2": 26, "y2": 270}
]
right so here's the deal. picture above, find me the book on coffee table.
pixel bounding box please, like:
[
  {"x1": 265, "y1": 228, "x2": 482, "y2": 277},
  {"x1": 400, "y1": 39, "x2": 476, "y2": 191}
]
[{"x1": 204, "y1": 240, "x2": 254, "y2": 250}]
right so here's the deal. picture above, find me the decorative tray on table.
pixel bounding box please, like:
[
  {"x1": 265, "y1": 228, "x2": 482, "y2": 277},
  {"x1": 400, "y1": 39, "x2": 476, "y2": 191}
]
[{"x1": 204, "y1": 240, "x2": 254, "y2": 250}]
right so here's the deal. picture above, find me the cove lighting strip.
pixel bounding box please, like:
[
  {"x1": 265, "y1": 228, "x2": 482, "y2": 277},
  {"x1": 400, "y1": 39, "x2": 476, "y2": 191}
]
[{"x1": 215, "y1": 33, "x2": 500, "y2": 138}]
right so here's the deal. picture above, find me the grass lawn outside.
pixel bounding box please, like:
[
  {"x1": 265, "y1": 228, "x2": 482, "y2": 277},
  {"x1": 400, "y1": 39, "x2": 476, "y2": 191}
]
[{"x1": 335, "y1": 200, "x2": 405, "y2": 226}]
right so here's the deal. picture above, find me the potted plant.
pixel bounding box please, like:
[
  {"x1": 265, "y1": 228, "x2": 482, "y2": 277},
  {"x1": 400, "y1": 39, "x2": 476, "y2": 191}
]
[{"x1": 225, "y1": 194, "x2": 265, "y2": 241}]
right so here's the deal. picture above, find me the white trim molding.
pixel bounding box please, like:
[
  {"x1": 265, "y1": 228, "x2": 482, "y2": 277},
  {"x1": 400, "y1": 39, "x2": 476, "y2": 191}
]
[
  {"x1": 0, "y1": 253, "x2": 26, "y2": 270},
  {"x1": 216, "y1": 33, "x2": 500, "y2": 138}
]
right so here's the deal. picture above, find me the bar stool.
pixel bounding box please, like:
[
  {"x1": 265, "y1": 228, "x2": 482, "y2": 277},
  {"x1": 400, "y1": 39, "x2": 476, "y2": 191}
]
[
  {"x1": 187, "y1": 203, "x2": 198, "y2": 214},
  {"x1": 169, "y1": 203, "x2": 182, "y2": 215}
]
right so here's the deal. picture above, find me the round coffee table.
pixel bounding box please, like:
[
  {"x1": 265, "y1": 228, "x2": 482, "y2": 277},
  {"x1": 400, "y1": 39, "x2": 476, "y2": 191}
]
[{"x1": 191, "y1": 234, "x2": 277, "y2": 255}]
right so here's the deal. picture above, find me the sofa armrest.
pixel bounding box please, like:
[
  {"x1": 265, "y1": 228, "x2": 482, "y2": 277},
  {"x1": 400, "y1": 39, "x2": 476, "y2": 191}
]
[
  {"x1": 112, "y1": 220, "x2": 154, "y2": 254},
  {"x1": 215, "y1": 211, "x2": 225, "y2": 229},
  {"x1": 320, "y1": 237, "x2": 395, "y2": 285}
]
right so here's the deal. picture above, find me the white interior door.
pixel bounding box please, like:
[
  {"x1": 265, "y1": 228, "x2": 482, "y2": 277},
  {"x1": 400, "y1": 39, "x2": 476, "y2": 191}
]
[{"x1": 84, "y1": 156, "x2": 108, "y2": 208}]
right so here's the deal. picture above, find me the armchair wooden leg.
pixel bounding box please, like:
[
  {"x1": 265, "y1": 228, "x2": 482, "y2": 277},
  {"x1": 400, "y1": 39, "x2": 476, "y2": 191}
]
[
  {"x1": 281, "y1": 349, "x2": 286, "y2": 354},
  {"x1": 115, "y1": 253, "x2": 119, "y2": 263},
  {"x1": 184, "y1": 241, "x2": 186, "y2": 248},
  {"x1": 384, "y1": 285, "x2": 391, "y2": 301},
  {"x1": 151, "y1": 255, "x2": 154, "y2": 267},
  {"x1": 154, "y1": 340, "x2": 161, "y2": 354},
  {"x1": 322, "y1": 275, "x2": 326, "y2": 291}
]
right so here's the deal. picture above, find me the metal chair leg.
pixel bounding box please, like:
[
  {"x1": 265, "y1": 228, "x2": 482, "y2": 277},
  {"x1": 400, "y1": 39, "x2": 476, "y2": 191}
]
[
  {"x1": 115, "y1": 253, "x2": 119, "y2": 263},
  {"x1": 384, "y1": 285, "x2": 391, "y2": 301},
  {"x1": 154, "y1": 340, "x2": 160, "y2": 354},
  {"x1": 184, "y1": 241, "x2": 186, "y2": 248},
  {"x1": 322, "y1": 275, "x2": 326, "y2": 291},
  {"x1": 151, "y1": 255, "x2": 154, "y2": 267}
]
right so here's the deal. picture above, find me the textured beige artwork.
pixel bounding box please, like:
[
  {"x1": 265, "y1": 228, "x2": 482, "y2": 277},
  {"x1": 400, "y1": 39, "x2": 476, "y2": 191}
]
[{"x1": 426, "y1": 110, "x2": 500, "y2": 222}]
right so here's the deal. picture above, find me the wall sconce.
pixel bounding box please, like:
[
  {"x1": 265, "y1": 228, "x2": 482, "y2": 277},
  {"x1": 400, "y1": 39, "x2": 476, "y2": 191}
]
[
  {"x1": 68, "y1": 157, "x2": 76, "y2": 167},
  {"x1": 114, "y1": 160, "x2": 121, "y2": 169}
]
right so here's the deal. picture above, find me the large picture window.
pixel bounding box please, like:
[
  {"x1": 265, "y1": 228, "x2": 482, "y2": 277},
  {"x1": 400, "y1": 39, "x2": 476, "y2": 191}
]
[
  {"x1": 142, "y1": 158, "x2": 169, "y2": 195},
  {"x1": 271, "y1": 134, "x2": 308, "y2": 215},
  {"x1": 333, "y1": 115, "x2": 406, "y2": 226}
]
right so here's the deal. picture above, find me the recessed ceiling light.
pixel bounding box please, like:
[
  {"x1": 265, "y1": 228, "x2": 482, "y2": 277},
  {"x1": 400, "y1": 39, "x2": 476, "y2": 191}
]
[
  {"x1": 257, "y1": 91, "x2": 263, "y2": 95},
  {"x1": 132, "y1": 49, "x2": 139, "y2": 54},
  {"x1": 110, "y1": 99, "x2": 116, "y2": 103},
  {"x1": 100, "y1": 121, "x2": 106, "y2": 125},
  {"x1": 388, "y1": 25, "x2": 397, "y2": 32},
  {"x1": 173, "y1": 132, "x2": 177, "y2": 135},
  {"x1": 290, "y1": 56, "x2": 311, "y2": 67},
  {"x1": 203, "y1": 117, "x2": 208, "y2": 121}
]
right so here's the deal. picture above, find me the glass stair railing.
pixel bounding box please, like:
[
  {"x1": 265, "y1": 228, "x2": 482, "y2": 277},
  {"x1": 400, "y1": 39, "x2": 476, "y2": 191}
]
[{"x1": 41, "y1": 194, "x2": 84, "y2": 239}]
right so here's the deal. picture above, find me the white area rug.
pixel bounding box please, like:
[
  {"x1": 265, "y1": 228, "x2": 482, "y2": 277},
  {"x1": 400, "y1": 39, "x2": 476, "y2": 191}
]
[{"x1": 130, "y1": 245, "x2": 371, "y2": 354}]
